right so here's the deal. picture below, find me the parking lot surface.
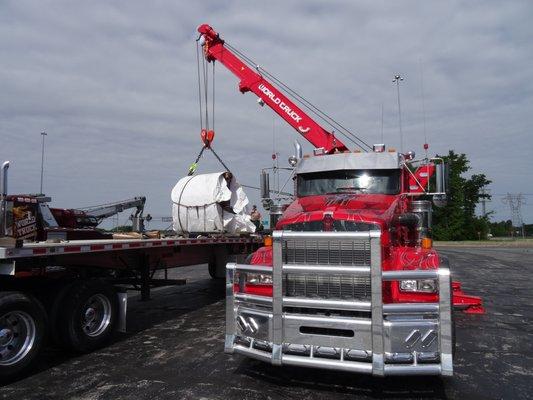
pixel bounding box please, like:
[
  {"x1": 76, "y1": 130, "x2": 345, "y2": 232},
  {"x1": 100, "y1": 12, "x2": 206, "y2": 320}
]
[{"x1": 1, "y1": 247, "x2": 532, "y2": 399}]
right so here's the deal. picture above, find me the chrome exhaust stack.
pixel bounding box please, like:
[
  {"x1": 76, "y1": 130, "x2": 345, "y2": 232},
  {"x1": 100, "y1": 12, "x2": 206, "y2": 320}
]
[
  {"x1": 0, "y1": 161, "x2": 10, "y2": 237},
  {"x1": 294, "y1": 140, "x2": 302, "y2": 160}
]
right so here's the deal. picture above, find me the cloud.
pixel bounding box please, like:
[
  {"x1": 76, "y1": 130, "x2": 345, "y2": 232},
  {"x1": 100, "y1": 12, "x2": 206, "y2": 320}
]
[{"x1": 1, "y1": 0, "x2": 532, "y2": 227}]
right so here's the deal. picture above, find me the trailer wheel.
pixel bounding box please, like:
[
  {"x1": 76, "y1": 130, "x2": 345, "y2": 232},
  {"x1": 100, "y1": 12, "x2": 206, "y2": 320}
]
[
  {"x1": 208, "y1": 246, "x2": 229, "y2": 279},
  {"x1": 0, "y1": 292, "x2": 47, "y2": 381},
  {"x1": 57, "y1": 280, "x2": 118, "y2": 353}
]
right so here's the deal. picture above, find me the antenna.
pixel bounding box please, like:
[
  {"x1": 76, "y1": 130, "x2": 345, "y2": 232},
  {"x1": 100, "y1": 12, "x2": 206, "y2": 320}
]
[
  {"x1": 419, "y1": 59, "x2": 428, "y2": 157},
  {"x1": 380, "y1": 103, "x2": 384, "y2": 143}
]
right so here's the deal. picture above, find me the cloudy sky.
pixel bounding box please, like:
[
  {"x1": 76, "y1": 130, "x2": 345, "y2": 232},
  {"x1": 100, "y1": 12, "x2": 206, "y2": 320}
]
[{"x1": 1, "y1": 0, "x2": 532, "y2": 228}]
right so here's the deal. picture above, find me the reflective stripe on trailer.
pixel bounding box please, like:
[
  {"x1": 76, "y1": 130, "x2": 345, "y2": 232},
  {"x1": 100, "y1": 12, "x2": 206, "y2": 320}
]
[{"x1": 1, "y1": 237, "x2": 257, "y2": 259}]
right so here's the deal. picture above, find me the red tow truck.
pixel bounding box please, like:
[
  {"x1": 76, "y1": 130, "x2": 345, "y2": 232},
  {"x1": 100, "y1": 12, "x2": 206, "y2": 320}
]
[
  {"x1": 0, "y1": 161, "x2": 261, "y2": 380},
  {"x1": 197, "y1": 24, "x2": 484, "y2": 377}
]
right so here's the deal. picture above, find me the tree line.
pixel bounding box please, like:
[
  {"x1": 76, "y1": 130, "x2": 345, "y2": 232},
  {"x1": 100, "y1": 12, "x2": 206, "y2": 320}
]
[{"x1": 432, "y1": 150, "x2": 491, "y2": 240}]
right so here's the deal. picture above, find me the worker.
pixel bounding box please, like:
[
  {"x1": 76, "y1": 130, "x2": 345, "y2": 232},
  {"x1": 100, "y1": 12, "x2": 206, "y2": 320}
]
[{"x1": 250, "y1": 205, "x2": 262, "y2": 231}]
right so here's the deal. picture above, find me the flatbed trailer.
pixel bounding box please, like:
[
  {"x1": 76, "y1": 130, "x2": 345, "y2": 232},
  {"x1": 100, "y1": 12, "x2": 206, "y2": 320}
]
[{"x1": 0, "y1": 235, "x2": 261, "y2": 380}]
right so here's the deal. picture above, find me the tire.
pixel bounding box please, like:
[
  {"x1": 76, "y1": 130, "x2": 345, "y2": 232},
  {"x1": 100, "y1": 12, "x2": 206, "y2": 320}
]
[
  {"x1": 57, "y1": 279, "x2": 118, "y2": 353},
  {"x1": 208, "y1": 246, "x2": 229, "y2": 279},
  {"x1": 48, "y1": 281, "x2": 77, "y2": 347},
  {"x1": 0, "y1": 292, "x2": 47, "y2": 381}
]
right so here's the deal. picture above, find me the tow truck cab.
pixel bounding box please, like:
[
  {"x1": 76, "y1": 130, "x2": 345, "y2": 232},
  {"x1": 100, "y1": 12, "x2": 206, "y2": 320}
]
[{"x1": 224, "y1": 149, "x2": 456, "y2": 376}]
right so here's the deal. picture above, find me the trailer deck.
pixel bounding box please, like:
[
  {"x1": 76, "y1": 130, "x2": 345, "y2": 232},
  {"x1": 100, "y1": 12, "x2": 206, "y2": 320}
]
[
  {"x1": 0, "y1": 234, "x2": 262, "y2": 379},
  {"x1": 1, "y1": 246, "x2": 530, "y2": 399},
  {"x1": 0, "y1": 236, "x2": 257, "y2": 260}
]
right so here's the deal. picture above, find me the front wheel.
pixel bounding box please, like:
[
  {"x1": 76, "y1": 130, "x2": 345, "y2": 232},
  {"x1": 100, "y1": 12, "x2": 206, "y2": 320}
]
[
  {"x1": 0, "y1": 292, "x2": 47, "y2": 381},
  {"x1": 57, "y1": 279, "x2": 118, "y2": 353}
]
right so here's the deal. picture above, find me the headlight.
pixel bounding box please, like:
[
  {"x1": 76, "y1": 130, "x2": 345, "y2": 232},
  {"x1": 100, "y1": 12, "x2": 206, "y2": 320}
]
[
  {"x1": 400, "y1": 279, "x2": 437, "y2": 293},
  {"x1": 245, "y1": 273, "x2": 273, "y2": 285}
]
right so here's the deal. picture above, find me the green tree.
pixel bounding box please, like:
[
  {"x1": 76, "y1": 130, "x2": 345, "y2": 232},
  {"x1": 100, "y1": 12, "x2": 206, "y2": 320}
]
[
  {"x1": 110, "y1": 225, "x2": 133, "y2": 232},
  {"x1": 432, "y1": 151, "x2": 491, "y2": 240},
  {"x1": 488, "y1": 219, "x2": 513, "y2": 237}
]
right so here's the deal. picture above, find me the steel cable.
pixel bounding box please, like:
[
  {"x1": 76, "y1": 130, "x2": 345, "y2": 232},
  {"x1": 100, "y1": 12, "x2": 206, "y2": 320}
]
[{"x1": 225, "y1": 42, "x2": 372, "y2": 151}]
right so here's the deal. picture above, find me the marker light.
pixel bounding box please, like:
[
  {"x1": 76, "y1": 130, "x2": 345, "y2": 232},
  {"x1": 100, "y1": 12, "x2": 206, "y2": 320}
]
[{"x1": 421, "y1": 237, "x2": 433, "y2": 249}]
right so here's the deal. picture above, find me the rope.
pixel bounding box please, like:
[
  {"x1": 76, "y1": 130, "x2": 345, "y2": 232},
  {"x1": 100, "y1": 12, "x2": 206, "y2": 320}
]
[
  {"x1": 176, "y1": 175, "x2": 196, "y2": 234},
  {"x1": 195, "y1": 42, "x2": 203, "y2": 131},
  {"x1": 212, "y1": 61, "x2": 215, "y2": 132},
  {"x1": 202, "y1": 49, "x2": 209, "y2": 130}
]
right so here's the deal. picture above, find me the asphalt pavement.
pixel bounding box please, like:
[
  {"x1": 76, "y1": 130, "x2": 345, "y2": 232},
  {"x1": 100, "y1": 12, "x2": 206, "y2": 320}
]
[{"x1": 1, "y1": 247, "x2": 532, "y2": 399}]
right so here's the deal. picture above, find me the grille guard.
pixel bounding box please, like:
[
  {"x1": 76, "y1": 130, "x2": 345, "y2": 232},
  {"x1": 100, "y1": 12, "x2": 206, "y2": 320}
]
[{"x1": 225, "y1": 230, "x2": 453, "y2": 376}]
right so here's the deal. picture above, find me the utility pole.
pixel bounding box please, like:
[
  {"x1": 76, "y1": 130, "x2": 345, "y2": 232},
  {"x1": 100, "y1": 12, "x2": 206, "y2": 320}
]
[
  {"x1": 392, "y1": 74, "x2": 404, "y2": 153},
  {"x1": 40, "y1": 131, "x2": 47, "y2": 195},
  {"x1": 502, "y1": 193, "x2": 525, "y2": 238}
]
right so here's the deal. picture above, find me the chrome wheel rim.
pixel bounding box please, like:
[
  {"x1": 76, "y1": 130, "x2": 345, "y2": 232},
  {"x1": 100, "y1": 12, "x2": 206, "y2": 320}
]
[
  {"x1": 82, "y1": 294, "x2": 111, "y2": 337},
  {"x1": 0, "y1": 311, "x2": 36, "y2": 366}
]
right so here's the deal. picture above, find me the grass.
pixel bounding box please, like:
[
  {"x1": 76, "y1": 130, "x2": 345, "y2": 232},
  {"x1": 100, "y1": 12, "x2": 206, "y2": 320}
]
[{"x1": 434, "y1": 238, "x2": 533, "y2": 248}]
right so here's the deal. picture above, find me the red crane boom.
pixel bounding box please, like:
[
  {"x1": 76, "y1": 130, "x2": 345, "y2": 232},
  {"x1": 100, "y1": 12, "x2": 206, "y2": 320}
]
[{"x1": 197, "y1": 24, "x2": 348, "y2": 154}]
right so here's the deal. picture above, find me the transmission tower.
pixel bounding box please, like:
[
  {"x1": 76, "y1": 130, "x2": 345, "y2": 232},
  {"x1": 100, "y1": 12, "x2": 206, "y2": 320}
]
[
  {"x1": 480, "y1": 188, "x2": 491, "y2": 217},
  {"x1": 502, "y1": 193, "x2": 525, "y2": 237}
]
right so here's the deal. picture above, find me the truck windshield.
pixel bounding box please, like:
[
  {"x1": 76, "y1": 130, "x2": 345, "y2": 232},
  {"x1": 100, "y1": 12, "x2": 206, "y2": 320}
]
[{"x1": 297, "y1": 169, "x2": 401, "y2": 196}]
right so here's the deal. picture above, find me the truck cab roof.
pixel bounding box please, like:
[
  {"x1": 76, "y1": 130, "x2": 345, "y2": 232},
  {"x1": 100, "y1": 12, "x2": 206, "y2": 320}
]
[{"x1": 296, "y1": 151, "x2": 401, "y2": 174}]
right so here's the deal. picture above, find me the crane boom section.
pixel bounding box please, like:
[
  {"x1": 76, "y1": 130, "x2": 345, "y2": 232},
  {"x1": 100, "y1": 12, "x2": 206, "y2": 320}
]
[
  {"x1": 82, "y1": 197, "x2": 146, "y2": 221},
  {"x1": 198, "y1": 24, "x2": 348, "y2": 153}
]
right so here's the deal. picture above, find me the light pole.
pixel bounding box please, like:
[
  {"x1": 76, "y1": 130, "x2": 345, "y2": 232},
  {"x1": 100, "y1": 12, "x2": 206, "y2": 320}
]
[
  {"x1": 40, "y1": 131, "x2": 47, "y2": 195},
  {"x1": 392, "y1": 74, "x2": 404, "y2": 152}
]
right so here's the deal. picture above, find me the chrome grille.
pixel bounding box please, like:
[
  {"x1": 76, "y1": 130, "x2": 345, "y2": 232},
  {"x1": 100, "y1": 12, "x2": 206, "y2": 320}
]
[
  {"x1": 284, "y1": 274, "x2": 371, "y2": 300},
  {"x1": 283, "y1": 239, "x2": 370, "y2": 266}
]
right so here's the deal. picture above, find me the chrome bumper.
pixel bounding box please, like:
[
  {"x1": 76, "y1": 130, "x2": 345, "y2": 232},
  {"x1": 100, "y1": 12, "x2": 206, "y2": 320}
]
[{"x1": 225, "y1": 231, "x2": 453, "y2": 377}]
